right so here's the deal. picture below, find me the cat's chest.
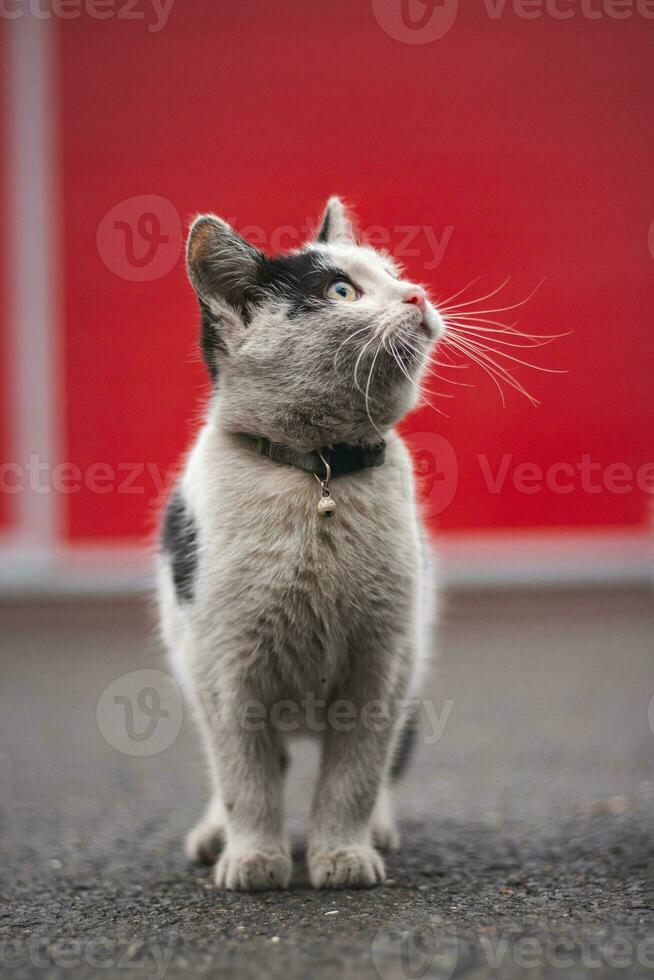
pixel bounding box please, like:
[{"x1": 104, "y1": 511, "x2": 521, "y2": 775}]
[
  {"x1": 199, "y1": 466, "x2": 416, "y2": 627},
  {"x1": 185, "y1": 431, "x2": 420, "y2": 667},
  {"x1": 201, "y1": 498, "x2": 413, "y2": 695},
  {"x1": 211, "y1": 484, "x2": 403, "y2": 598}
]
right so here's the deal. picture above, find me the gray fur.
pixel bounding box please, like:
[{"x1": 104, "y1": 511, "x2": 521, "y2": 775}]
[{"x1": 157, "y1": 197, "x2": 443, "y2": 891}]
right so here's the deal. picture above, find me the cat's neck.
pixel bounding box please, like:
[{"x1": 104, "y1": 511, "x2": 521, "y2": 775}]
[{"x1": 211, "y1": 397, "x2": 390, "y2": 454}]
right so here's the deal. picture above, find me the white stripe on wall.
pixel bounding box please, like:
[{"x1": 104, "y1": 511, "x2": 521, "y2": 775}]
[
  {"x1": 0, "y1": 530, "x2": 649, "y2": 598},
  {"x1": 5, "y1": 13, "x2": 60, "y2": 552}
]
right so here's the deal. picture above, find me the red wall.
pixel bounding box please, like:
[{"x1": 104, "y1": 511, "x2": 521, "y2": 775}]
[
  {"x1": 0, "y1": 21, "x2": 11, "y2": 532},
  {"x1": 56, "y1": 3, "x2": 653, "y2": 543}
]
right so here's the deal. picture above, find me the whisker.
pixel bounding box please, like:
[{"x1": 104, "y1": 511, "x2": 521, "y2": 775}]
[
  {"x1": 435, "y1": 277, "x2": 482, "y2": 309},
  {"x1": 389, "y1": 336, "x2": 450, "y2": 415},
  {"x1": 397, "y1": 344, "x2": 455, "y2": 402},
  {"x1": 444, "y1": 313, "x2": 571, "y2": 342},
  {"x1": 440, "y1": 278, "x2": 547, "y2": 319},
  {"x1": 433, "y1": 348, "x2": 470, "y2": 370},
  {"x1": 333, "y1": 325, "x2": 373, "y2": 371},
  {"x1": 443, "y1": 336, "x2": 510, "y2": 407},
  {"x1": 364, "y1": 337, "x2": 386, "y2": 437},
  {"x1": 438, "y1": 277, "x2": 512, "y2": 314},
  {"x1": 352, "y1": 335, "x2": 377, "y2": 395},
  {"x1": 397, "y1": 335, "x2": 474, "y2": 388},
  {"x1": 444, "y1": 327, "x2": 562, "y2": 351},
  {"x1": 445, "y1": 328, "x2": 568, "y2": 374},
  {"x1": 443, "y1": 334, "x2": 541, "y2": 406}
]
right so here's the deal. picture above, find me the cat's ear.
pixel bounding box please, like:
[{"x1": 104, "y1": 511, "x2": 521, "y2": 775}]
[
  {"x1": 315, "y1": 196, "x2": 357, "y2": 246},
  {"x1": 186, "y1": 214, "x2": 262, "y2": 309}
]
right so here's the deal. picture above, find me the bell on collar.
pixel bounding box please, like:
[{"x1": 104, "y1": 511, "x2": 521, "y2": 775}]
[{"x1": 317, "y1": 490, "x2": 336, "y2": 518}]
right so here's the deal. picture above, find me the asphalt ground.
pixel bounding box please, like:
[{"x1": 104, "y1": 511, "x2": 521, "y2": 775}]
[{"x1": 1, "y1": 588, "x2": 653, "y2": 978}]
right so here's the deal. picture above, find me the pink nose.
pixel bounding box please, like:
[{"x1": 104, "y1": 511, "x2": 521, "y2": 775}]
[{"x1": 404, "y1": 289, "x2": 426, "y2": 312}]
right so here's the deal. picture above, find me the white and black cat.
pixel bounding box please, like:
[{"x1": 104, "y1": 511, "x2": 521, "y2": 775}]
[{"x1": 157, "y1": 197, "x2": 444, "y2": 891}]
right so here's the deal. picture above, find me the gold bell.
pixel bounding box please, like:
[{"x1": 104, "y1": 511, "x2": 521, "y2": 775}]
[
  {"x1": 315, "y1": 452, "x2": 336, "y2": 518},
  {"x1": 317, "y1": 492, "x2": 336, "y2": 518}
]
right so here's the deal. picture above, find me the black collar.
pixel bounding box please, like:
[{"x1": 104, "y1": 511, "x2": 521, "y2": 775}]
[{"x1": 244, "y1": 436, "x2": 386, "y2": 480}]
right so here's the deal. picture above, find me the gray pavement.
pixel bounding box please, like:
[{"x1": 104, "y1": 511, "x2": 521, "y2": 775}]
[{"x1": 0, "y1": 588, "x2": 653, "y2": 978}]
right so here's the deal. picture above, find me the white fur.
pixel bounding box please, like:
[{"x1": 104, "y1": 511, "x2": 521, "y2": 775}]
[{"x1": 157, "y1": 198, "x2": 441, "y2": 890}]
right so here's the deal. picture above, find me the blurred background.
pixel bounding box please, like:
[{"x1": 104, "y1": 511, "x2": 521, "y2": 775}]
[{"x1": 1, "y1": 1, "x2": 653, "y2": 594}]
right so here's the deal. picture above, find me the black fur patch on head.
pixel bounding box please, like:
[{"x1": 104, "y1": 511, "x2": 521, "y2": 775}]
[
  {"x1": 197, "y1": 248, "x2": 345, "y2": 380},
  {"x1": 256, "y1": 250, "x2": 342, "y2": 318},
  {"x1": 161, "y1": 489, "x2": 198, "y2": 603}
]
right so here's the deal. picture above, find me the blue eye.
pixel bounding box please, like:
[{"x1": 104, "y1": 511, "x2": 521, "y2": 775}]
[{"x1": 326, "y1": 280, "x2": 359, "y2": 302}]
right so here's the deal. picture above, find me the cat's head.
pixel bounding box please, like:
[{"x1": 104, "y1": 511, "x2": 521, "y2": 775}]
[{"x1": 187, "y1": 197, "x2": 444, "y2": 448}]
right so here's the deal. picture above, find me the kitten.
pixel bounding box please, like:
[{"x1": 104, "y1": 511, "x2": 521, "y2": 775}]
[{"x1": 157, "y1": 197, "x2": 444, "y2": 891}]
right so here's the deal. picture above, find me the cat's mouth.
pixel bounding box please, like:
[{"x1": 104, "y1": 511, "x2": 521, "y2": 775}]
[
  {"x1": 420, "y1": 304, "x2": 444, "y2": 341},
  {"x1": 397, "y1": 309, "x2": 436, "y2": 344}
]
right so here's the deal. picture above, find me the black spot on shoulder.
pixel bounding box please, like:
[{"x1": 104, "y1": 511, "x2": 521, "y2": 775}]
[
  {"x1": 161, "y1": 490, "x2": 198, "y2": 603},
  {"x1": 256, "y1": 250, "x2": 341, "y2": 317}
]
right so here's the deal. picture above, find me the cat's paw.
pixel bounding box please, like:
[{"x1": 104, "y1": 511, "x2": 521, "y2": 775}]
[
  {"x1": 371, "y1": 816, "x2": 401, "y2": 852},
  {"x1": 309, "y1": 845, "x2": 385, "y2": 889},
  {"x1": 184, "y1": 818, "x2": 226, "y2": 865},
  {"x1": 214, "y1": 846, "x2": 292, "y2": 891}
]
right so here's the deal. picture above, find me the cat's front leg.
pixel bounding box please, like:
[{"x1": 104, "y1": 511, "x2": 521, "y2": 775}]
[
  {"x1": 204, "y1": 687, "x2": 292, "y2": 891},
  {"x1": 308, "y1": 664, "x2": 405, "y2": 889}
]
